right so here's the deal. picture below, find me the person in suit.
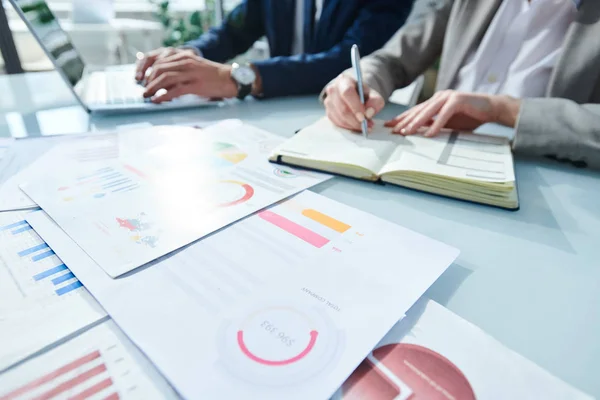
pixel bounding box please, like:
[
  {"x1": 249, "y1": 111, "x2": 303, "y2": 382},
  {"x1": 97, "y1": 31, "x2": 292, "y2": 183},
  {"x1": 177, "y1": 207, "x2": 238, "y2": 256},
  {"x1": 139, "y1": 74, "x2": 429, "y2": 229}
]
[
  {"x1": 324, "y1": 0, "x2": 600, "y2": 169},
  {"x1": 135, "y1": 0, "x2": 412, "y2": 103}
]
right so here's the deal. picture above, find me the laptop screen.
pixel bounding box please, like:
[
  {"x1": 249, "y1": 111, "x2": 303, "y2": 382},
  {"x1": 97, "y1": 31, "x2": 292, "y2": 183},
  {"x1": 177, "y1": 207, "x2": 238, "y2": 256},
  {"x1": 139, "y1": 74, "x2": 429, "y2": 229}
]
[{"x1": 11, "y1": 0, "x2": 85, "y2": 87}]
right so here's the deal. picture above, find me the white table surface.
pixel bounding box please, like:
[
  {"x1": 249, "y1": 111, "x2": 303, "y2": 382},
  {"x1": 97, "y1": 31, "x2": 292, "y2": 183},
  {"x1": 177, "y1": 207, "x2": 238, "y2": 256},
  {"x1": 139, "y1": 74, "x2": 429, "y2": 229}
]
[{"x1": 1, "y1": 71, "x2": 600, "y2": 397}]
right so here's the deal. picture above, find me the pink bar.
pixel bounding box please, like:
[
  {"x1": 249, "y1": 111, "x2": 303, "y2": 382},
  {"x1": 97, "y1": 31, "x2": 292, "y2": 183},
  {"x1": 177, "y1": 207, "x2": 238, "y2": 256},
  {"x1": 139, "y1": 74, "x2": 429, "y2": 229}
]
[
  {"x1": 68, "y1": 378, "x2": 113, "y2": 400},
  {"x1": 0, "y1": 351, "x2": 101, "y2": 400},
  {"x1": 258, "y1": 210, "x2": 329, "y2": 248},
  {"x1": 34, "y1": 364, "x2": 107, "y2": 400}
]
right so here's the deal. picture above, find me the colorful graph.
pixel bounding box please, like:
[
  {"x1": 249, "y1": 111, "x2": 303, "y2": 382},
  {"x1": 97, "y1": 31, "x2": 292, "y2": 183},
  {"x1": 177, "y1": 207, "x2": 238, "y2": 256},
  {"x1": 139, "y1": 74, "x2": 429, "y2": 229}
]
[
  {"x1": 273, "y1": 168, "x2": 297, "y2": 179},
  {"x1": 216, "y1": 180, "x2": 254, "y2": 207},
  {"x1": 218, "y1": 303, "x2": 342, "y2": 386},
  {"x1": 1, "y1": 350, "x2": 118, "y2": 400},
  {"x1": 211, "y1": 142, "x2": 247, "y2": 167},
  {"x1": 258, "y1": 208, "x2": 351, "y2": 248},
  {"x1": 341, "y1": 343, "x2": 475, "y2": 400},
  {"x1": 116, "y1": 212, "x2": 159, "y2": 248},
  {"x1": 57, "y1": 164, "x2": 145, "y2": 202},
  {"x1": 17, "y1": 240, "x2": 83, "y2": 297},
  {"x1": 236, "y1": 307, "x2": 319, "y2": 366}
]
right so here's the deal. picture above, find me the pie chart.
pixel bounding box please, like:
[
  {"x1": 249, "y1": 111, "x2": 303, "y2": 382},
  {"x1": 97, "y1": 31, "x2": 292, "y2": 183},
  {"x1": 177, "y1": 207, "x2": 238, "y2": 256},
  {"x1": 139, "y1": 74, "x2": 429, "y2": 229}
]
[
  {"x1": 212, "y1": 142, "x2": 247, "y2": 167},
  {"x1": 341, "y1": 343, "x2": 475, "y2": 400}
]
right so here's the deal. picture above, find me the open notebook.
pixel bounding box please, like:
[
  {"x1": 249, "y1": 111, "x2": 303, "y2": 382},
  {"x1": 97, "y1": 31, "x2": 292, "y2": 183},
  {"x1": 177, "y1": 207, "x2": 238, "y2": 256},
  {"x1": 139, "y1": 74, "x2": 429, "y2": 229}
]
[{"x1": 269, "y1": 118, "x2": 518, "y2": 210}]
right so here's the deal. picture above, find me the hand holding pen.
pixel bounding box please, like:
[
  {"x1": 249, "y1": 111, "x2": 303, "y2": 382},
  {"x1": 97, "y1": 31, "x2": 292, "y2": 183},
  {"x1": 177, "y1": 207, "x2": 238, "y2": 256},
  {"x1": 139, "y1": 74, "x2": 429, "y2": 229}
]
[{"x1": 323, "y1": 46, "x2": 385, "y2": 134}]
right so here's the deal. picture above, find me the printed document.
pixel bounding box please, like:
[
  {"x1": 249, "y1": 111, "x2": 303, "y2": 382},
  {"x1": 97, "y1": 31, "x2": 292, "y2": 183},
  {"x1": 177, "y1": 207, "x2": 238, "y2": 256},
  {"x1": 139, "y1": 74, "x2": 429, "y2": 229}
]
[
  {"x1": 22, "y1": 120, "x2": 330, "y2": 277},
  {"x1": 0, "y1": 210, "x2": 106, "y2": 371},
  {"x1": 333, "y1": 299, "x2": 593, "y2": 400},
  {"x1": 27, "y1": 191, "x2": 459, "y2": 400},
  {"x1": 0, "y1": 320, "x2": 179, "y2": 399}
]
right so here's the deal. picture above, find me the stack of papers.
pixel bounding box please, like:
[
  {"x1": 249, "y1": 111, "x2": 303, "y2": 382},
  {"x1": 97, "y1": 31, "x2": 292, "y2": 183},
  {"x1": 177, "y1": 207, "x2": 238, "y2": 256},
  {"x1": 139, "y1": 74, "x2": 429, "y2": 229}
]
[
  {"x1": 0, "y1": 120, "x2": 592, "y2": 400},
  {"x1": 27, "y1": 189, "x2": 458, "y2": 399}
]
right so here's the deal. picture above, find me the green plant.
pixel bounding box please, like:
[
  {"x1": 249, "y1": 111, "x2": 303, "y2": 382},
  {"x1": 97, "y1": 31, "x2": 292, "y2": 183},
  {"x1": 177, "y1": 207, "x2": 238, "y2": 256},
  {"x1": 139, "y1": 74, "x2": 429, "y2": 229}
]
[{"x1": 150, "y1": 0, "x2": 217, "y2": 47}]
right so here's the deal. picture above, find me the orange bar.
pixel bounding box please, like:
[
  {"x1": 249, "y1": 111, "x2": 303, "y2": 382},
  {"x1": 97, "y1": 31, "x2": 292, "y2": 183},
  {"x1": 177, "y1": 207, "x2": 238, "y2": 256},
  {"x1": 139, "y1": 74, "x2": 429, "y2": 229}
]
[{"x1": 301, "y1": 209, "x2": 351, "y2": 233}]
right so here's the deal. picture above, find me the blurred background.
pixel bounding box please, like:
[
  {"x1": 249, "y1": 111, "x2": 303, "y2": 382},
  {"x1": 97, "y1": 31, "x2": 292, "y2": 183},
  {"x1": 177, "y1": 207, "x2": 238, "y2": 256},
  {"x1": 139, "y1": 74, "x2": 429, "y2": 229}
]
[{"x1": 0, "y1": 0, "x2": 268, "y2": 74}]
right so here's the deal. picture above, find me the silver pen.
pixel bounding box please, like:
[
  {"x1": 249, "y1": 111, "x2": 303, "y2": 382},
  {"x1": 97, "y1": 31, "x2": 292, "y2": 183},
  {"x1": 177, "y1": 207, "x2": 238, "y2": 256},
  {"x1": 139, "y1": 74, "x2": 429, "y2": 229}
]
[{"x1": 351, "y1": 44, "x2": 368, "y2": 138}]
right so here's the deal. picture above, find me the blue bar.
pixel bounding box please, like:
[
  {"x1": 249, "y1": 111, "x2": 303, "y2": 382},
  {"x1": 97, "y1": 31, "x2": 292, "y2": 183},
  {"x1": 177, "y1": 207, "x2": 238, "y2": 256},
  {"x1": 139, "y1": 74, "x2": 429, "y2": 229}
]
[
  {"x1": 55, "y1": 281, "x2": 83, "y2": 296},
  {"x1": 78, "y1": 167, "x2": 113, "y2": 181},
  {"x1": 12, "y1": 225, "x2": 33, "y2": 235},
  {"x1": 99, "y1": 172, "x2": 122, "y2": 181},
  {"x1": 102, "y1": 178, "x2": 130, "y2": 190},
  {"x1": 33, "y1": 264, "x2": 68, "y2": 281},
  {"x1": 1, "y1": 220, "x2": 28, "y2": 231},
  {"x1": 112, "y1": 183, "x2": 139, "y2": 193},
  {"x1": 18, "y1": 243, "x2": 49, "y2": 257},
  {"x1": 52, "y1": 272, "x2": 76, "y2": 285},
  {"x1": 31, "y1": 249, "x2": 55, "y2": 262}
]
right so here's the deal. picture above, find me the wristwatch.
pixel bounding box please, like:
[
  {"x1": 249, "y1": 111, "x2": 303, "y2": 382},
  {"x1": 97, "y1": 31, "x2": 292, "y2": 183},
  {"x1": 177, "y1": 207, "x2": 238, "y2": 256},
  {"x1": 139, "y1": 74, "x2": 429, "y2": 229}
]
[{"x1": 230, "y1": 63, "x2": 256, "y2": 100}]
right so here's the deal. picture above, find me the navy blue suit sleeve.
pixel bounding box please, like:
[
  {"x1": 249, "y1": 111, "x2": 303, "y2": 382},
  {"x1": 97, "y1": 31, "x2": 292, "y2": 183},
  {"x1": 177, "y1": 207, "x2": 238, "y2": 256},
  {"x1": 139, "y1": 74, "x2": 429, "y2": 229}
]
[
  {"x1": 184, "y1": 0, "x2": 265, "y2": 63},
  {"x1": 254, "y1": 1, "x2": 410, "y2": 98}
]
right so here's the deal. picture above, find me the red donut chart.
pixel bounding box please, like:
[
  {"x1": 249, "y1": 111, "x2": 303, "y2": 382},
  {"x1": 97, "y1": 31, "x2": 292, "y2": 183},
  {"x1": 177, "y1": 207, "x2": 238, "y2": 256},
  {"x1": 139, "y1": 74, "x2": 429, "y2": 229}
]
[
  {"x1": 217, "y1": 180, "x2": 254, "y2": 207},
  {"x1": 237, "y1": 330, "x2": 319, "y2": 366},
  {"x1": 342, "y1": 343, "x2": 475, "y2": 400}
]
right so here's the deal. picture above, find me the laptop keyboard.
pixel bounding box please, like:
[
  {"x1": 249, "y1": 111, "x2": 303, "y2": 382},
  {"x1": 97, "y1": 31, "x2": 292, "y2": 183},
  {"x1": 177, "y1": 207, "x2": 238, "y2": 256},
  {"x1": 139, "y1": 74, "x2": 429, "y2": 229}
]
[{"x1": 105, "y1": 71, "x2": 147, "y2": 104}]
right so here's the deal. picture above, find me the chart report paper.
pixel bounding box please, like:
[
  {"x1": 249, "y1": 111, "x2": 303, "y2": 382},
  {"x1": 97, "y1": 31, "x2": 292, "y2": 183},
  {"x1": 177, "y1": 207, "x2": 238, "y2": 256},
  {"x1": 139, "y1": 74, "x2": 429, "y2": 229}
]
[
  {"x1": 0, "y1": 320, "x2": 179, "y2": 400},
  {"x1": 333, "y1": 299, "x2": 593, "y2": 400},
  {"x1": 27, "y1": 191, "x2": 459, "y2": 400},
  {"x1": 22, "y1": 120, "x2": 330, "y2": 277},
  {"x1": 0, "y1": 134, "x2": 119, "y2": 211},
  {"x1": 0, "y1": 211, "x2": 106, "y2": 371}
]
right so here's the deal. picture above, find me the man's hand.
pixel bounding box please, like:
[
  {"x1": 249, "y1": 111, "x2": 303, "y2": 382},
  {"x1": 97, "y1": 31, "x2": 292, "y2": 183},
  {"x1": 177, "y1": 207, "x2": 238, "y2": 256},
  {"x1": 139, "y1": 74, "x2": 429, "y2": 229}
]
[
  {"x1": 323, "y1": 74, "x2": 385, "y2": 132},
  {"x1": 135, "y1": 47, "x2": 195, "y2": 82},
  {"x1": 141, "y1": 52, "x2": 237, "y2": 103},
  {"x1": 385, "y1": 90, "x2": 521, "y2": 137}
]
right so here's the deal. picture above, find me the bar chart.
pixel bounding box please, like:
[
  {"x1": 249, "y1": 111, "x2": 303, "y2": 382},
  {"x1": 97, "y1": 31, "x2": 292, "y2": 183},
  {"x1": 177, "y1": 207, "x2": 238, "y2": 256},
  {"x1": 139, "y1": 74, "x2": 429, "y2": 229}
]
[
  {"x1": 57, "y1": 164, "x2": 145, "y2": 202},
  {"x1": 257, "y1": 206, "x2": 353, "y2": 249},
  {"x1": 0, "y1": 321, "x2": 177, "y2": 400},
  {"x1": 0, "y1": 211, "x2": 83, "y2": 302}
]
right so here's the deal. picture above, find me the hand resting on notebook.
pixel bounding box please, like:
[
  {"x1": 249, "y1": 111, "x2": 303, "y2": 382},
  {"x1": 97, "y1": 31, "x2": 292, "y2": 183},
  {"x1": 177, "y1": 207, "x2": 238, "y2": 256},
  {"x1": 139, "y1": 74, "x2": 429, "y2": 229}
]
[{"x1": 324, "y1": 75, "x2": 521, "y2": 138}]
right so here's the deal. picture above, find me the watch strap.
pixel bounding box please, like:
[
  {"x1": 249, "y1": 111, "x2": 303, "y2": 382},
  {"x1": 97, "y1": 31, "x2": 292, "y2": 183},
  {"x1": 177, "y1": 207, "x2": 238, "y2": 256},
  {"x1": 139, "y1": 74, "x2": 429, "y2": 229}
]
[{"x1": 236, "y1": 82, "x2": 252, "y2": 100}]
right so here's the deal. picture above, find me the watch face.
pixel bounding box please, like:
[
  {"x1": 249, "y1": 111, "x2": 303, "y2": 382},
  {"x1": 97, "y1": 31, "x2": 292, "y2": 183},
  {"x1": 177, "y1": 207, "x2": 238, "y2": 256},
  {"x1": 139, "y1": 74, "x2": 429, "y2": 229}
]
[{"x1": 232, "y1": 65, "x2": 256, "y2": 86}]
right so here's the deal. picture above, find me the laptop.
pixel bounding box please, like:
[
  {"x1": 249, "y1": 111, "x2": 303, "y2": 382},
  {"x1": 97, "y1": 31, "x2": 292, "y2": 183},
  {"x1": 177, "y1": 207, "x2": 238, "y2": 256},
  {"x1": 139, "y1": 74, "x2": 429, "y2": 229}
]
[{"x1": 9, "y1": 0, "x2": 213, "y2": 114}]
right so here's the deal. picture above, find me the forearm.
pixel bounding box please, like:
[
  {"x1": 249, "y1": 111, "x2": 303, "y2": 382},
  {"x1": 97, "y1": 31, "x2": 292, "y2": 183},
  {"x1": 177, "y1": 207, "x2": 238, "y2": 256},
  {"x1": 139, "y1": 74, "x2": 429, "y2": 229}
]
[{"x1": 513, "y1": 98, "x2": 600, "y2": 169}]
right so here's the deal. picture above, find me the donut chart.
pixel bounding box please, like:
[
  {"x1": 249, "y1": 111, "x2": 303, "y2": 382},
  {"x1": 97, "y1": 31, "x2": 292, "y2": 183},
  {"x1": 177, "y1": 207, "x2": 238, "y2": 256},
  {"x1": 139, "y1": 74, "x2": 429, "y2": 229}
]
[
  {"x1": 342, "y1": 343, "x2": 475, "y2": 400},
  {"x1": 237, "y1": 330, "x2": 318, "y2": 366},
  {"x1": 218, "y1": 304, "x2": 343, "y2": 386},
  {"x1": 273, "y1": 168, "x2": 297, "y2": 179},
  {"x1": 216, "y1": 180, "x2": 254, "y2": 207}
]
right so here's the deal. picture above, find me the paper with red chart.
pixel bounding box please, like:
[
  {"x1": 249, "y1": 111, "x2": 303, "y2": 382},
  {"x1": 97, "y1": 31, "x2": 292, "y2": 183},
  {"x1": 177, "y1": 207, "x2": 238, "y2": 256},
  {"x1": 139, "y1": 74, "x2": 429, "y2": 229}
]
[
  {"x1": 0, "y1": 320, "x2": 179, "y2": 400},
  {"x1": 26, "y1": 190, "x2": 459, "y2": 400},
  {"x1": 332, "y1": 299, "x2": 593, "y2": 400},
  {"x1": 21, "y1": 120, "x2": 330, "y2": 277}
]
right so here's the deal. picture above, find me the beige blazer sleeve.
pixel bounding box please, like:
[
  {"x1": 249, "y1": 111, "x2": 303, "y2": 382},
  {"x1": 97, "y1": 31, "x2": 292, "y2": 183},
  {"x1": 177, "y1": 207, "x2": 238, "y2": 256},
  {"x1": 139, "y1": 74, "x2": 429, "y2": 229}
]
[
  {"x1": 514, "y1": 99, "x2": 600, "y2": 169},
  {"x1": 359, "y1": 0, "x2": 453, "y2": 100}
]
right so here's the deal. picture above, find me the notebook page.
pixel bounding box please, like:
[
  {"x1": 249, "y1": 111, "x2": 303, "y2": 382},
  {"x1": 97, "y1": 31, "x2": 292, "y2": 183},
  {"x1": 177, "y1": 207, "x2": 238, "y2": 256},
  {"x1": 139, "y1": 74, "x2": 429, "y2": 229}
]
[
  {"x1": 271, "y1": 118, "x2": 396, "y2": 175},
  {"x1": 379, "y1": 131, "x2": 515, "y2": 183}
]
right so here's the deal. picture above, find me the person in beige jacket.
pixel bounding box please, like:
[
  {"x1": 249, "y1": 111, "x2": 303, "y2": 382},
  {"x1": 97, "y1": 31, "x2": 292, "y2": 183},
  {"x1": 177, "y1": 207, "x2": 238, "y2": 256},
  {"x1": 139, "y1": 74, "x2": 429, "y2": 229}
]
[{"x1": 324, "y1": 0, "x2": 600, "y2": 169}]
